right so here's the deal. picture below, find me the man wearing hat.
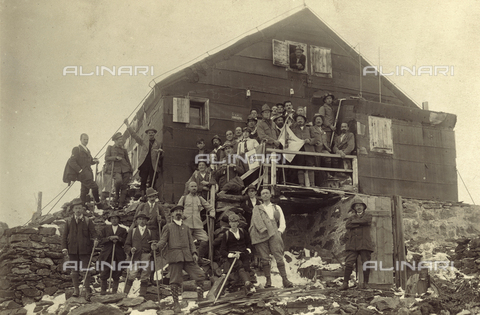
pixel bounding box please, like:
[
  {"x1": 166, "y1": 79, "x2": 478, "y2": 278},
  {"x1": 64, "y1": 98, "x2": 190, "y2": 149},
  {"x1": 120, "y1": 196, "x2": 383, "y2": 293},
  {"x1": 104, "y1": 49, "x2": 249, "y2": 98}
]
[
  {"x1": 153, "y1": 205, "x2": 207, "y2": 313},
  {"x1": 291, "y1": 110, "x2": 316, "y2": 187},
  {"x1": 318, "y1": 93, "x2": 336, "y2": 142},
  {"x1": 124, "y1": 213, "x2": 156, "y2": 297},
  {"x1": 61, "y1": 198, "x2": 99, "y2": 300},
  {"x1": 236, "y1": 127, "x2": 259, "y2": 156},
  {"x1": 289, "y1": 46, "x2": 306, "y2": 71},
  {"x1": 245, "y1": 115, "x2": 259, "y2": 141},
  {"x1": 132, "y1": 187, "x2": 166, "y2": 240},
  {"x1": 63, "y1": 133, "x2": 104, "y2": 209},
  {"x1": 124, "y1": 119, "x2": 164, "y2": 197},
  {"x1": 220, "y1": 213, "x2": 254, "y2": 296},
  {"x1": 105, "y1": 132, "x2": 133, "y2": 209},
  {"x1": 257, "y1": 104, "x2": 281, "y2": 149},
  {"x1": 272, "y1": 115, "x2": 284, "y2": 137},
  {"x1": 283, "y1": 101, "x2": 296, "y2": 127},
  {"x1": 213, "y1": 141, "x2": 246, "y2": 193},
  {"x1": 210, "y1": 135, "x2": 225, "y2": 171},
  {"x1": 340, "y1": 197, "x2": 375, "y2": 290},
  {"x1": 240, "y1": 185, "x2": 261, "y2": 228},
  {"x1": 97, "y1": 211, "x2": 127, "y2": 295}
]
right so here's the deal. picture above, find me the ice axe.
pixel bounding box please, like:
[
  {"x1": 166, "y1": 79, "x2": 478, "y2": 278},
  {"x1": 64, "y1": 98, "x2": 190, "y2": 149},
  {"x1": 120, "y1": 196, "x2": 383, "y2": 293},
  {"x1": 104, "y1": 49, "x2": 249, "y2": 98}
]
[
  {"x1": 151, "y1": 149, "x2": 162, "y2": 189},
  {"x1": 80, "y1": 240, "x2": 98, "y2": 297},
  {"x1": 108, "y1": 243, "x2": 116, "y2": 292},
  {"x1": 214, "y1": 256, "x2": 238, "y2": 304}
]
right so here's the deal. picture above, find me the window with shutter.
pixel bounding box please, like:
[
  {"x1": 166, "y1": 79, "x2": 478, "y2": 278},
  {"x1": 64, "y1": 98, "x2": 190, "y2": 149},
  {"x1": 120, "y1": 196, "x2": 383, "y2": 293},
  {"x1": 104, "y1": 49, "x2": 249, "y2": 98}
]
[
  {"x1": 173, "y1": 97, "x2": 190, "y2": 123},
  {"x1": 310, "y1": 45, "x2": 332, "y2": 78},
  {"x1": 272, "y1": 39, "x2": 289, "y2": 67},
  {"x1": 272, "y1": 39, "x2": 308, "y2": 73},
  {"x1": 369, "y1": 116, "x2": 393, "y2": 154}
]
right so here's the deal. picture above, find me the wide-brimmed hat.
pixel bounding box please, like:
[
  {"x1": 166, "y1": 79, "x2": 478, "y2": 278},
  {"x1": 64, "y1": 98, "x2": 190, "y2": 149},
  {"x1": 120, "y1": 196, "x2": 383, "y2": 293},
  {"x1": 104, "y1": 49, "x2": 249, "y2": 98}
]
[
  {"x1": 312, "y1": 114, "x2": 324, "y2": 124},
  {"x1": 351, "y1": 197, "x2": 367, "y2": 210},
  {"x1": 112, "y1": 132, "x2": 123, "y2": 141},
  {"x1": 272, "y1": 114, "x2": 284, "y2": 123},
  {"x1": 322, "y1": 93, "x2": 335, "y2": 103},
  {"x1": 145, "y1": 128, "x2": 157, "y2": 134},
  {"x1": 246, "y1": 114, "x2": 257, "y2": 123},
  {"x1": 261, "y1": 104, "x2": 271, "y2": 113},
  {"x1": 135, "y1": 213, "x2": 148, "y2": 220},
  {"x1": 295, "y1": 46, "x2": 304, "y2": 52},
  {"x1": 211, "y1": 135, "x2": 222, "y2": 144},
  {"x1": 146, "y1": 188, "x2": 158, "y2": 197},
  {"x1": 228, "y1": 213, "x2": 240, "y2": 222},
  {"x1": 71, "y1": 198, "x2": 83, "y2": 207},
  {"x1": 223, "y1": 141, "x2": 234, "y2": 148},
  {"x1": 295, "y1": 110, "x2": 307, "y2": 122},
  {"x1": 171, "y1": 205, "x2": 185, "y2": 212},
  {"x1": 108, "y1": 211, "x2": 121, "y2": 221},
  {"x1": 245, "y1": 185, "x2": 257, "y2": 193}
]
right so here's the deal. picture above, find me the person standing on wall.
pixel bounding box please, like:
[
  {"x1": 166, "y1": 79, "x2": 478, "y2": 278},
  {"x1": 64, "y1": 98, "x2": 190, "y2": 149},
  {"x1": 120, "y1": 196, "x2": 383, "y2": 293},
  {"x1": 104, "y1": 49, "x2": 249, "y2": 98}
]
[{"x1": 124, "y1": 118, "x2": 164, "y2": 197}]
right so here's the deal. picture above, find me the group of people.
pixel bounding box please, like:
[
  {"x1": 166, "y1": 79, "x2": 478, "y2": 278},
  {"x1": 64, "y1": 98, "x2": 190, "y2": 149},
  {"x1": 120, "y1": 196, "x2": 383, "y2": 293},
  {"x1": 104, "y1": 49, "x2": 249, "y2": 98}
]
[
  {"x1": 188, "y1": 93, "x2": 355, "y2": 194},
  {"x1": 63, "y1": 118, "x2": 164, "y2": 210}
]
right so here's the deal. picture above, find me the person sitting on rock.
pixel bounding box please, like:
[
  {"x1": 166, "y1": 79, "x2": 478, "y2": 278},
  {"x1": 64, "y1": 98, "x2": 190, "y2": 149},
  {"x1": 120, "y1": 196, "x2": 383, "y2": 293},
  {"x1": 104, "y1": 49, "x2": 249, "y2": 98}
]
[
  {"x1": 340, "y1": 197, "x2": 374, "y2": 290},
  {"x1": 61, "y1": 198, "x2": 99, "y2": 301},
  {"x1": 124, "y1": 213, "x2": 156, "y2": 297},
  {"x1": 97, "y1": 211, "x2": 127, "y2": 295},
  {"x1": 220, "y1": 214, "x2": 255, "y2": 296}
]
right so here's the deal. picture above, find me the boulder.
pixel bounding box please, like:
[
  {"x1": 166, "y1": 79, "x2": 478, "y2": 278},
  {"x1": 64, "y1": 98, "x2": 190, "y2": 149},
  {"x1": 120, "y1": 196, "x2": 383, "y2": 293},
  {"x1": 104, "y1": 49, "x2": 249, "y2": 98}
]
[
  {"x1": 69, "y1": 303, "x2": 123, "y2": 315},
  {"x1": 90, "y1": 293, "x2": 124, "y2": 304},
  {"x1": 133, "y1": 300, "x2": 159, "y2": 311},
  {"x1": 370, "y1": 296, "x2": 399, "y2": 311},
  {"x1": 116, "y1": 297, "x2": 144, "y2": 307}
]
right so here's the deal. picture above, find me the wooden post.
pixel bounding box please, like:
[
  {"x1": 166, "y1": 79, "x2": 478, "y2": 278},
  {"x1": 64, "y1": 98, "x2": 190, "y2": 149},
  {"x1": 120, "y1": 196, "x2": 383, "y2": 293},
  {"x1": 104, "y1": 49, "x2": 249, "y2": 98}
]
[
  {"x1": 393, "y1": 195, "x2": 407, "y2": 289},
  {"x1": 270, "y1": 152, "x2": 276, "y2": 194},
  {"x1": 352, "y1": 157, "x2": 358, "y2": 188},
  {"x1": 37, "y1": 192, "x2": 42, "y2": 214}
]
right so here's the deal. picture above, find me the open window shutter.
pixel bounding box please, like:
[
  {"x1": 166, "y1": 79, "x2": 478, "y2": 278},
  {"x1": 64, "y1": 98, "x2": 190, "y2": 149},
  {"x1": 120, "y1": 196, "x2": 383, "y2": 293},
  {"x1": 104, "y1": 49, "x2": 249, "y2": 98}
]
[
  {"x1": 369, "y1": 116, "x2": 393, "y2": 154},
  {"x1": 311, "y1": 46, "x2": 332, "y2": 78},
  {"x1": 173, "y1": 97, "x2": 190, "y2": 123},
  {"x1": 272, "y1": 39, "x2": 289, "y2": 67}
]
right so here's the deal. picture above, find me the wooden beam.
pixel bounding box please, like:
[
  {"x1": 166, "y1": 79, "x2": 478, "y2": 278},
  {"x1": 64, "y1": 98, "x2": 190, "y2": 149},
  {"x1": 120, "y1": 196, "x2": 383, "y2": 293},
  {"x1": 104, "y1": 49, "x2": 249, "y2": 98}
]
[
  {"x1": 263, "y1": 164, "x2": 353, "y2": 173},
  {"x1": 240, "y1": 166, "x2": 259, "y2": 180},
  {"x1": 393, "y1": 195, "x2": 407, "y2": 289},
  {"x1": 266, "y1": 148, "x2": 357, "y2": 159}
]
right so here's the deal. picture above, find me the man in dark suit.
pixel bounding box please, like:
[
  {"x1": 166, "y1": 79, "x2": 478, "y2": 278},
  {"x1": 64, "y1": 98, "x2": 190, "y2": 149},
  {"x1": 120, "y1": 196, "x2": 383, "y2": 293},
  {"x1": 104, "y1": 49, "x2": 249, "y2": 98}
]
[
  {"x1": 289, "y1": 46, "x2": 306, "y2": 71},
  {"x1": 62, "y1": 198, "x2": 98, "y2": 300},
  {"x1": 64, "y1": 133, "x2": 104, "y2": 209},
  {"x1": 124, "y1": 119, "x2": 164, "y2": 197},
  {"x1": 240, "y1": 185, "x2": 261, "y2": 228},
  {"x1": 131, "y1": 187, "x2": 166, "y2": 240},
  {"x1": 333, "y1": 122, "x2": 355, "y2": 170},
  {"x1": 124, "y1": 213, "x2": 156, "y2": 297},
  {"x1": 291, "y1": 113, "x2": 316, "y2": 186},
  {"x1": 98, "y1": 211, "x2": 127, "y2": 295}
]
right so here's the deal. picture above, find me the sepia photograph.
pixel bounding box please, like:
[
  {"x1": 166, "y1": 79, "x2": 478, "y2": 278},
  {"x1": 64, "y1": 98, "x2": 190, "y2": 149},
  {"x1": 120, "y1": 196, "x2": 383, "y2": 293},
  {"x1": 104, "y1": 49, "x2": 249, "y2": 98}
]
[{"x1": 1, "y1": 0, "x2": 479, "y2": 313}]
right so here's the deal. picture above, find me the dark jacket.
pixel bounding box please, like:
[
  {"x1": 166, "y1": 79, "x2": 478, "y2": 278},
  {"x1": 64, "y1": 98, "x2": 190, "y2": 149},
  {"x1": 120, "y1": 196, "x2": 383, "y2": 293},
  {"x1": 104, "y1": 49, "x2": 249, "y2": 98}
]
[
  {"x1": 240, "y1": 197, "x2": 262, "y2": 227},
  {"x1": 344, "y1": 213, "x2": 375, "y2": 252},
  {"x1": 105, "y1": 145, "x2": 133, "y2": 173},
  {"x1": 132, "y1": 202, "x2": 166, "y2": 240},
  {"x1": 97, "y1": 224, "x2": 127, "y2": 262},
  {"x1": 334, "y1": 132, "x2": 355, "y2": 155},
  {"x1": 257, "y1": 118, "x2": 279, "y2": 148},
  {"x1": 220, "y1": 228, "x2": 252, "y2": 258},
  {"x1": 61, "y1": 216, "x2": 97, "y2": 255},
  {"x1": 126, "y1": 127, "x2": 163, "y2": 170},
  {"x1": 124, "y1": 226, "x2": 154, "y2": 261},
  {"x1": 63, "y1": 145, "x2": 95, "y2": 183},
  {"x1": 157, "y1": 222, "x2": 197, "y2": 264},
  {"x1": 289, "y1": 53, "x2": 306, "y2": 71},
  {"x1": 291, "y1": 124, "x2": 316, "y2": 152}
]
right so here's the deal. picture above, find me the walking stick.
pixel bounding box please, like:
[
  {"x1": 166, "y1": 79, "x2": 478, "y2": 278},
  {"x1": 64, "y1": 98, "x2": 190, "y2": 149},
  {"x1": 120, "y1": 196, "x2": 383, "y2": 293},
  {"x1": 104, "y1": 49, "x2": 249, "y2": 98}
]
[
  {"x1": 125, "y1": 253, "x2": 135, "y2": 287},
  {"x1": 330, "y1": 99, "x2": 343, "y2": 148},
  {"x1": 80, "y1": 241, "x2": 97, "y2": 296},
  {"x1": 214, "y1": 256, "x2": 238, "y2": 304},
  {"x1": 151, "y1": 150, "x2": 162, "y2": 189},
  {"x1": 153, "y1": 249, "x2": 161, "y2": 303},
  {"x1": 108, "y1": 243, "x2": 116, "y2": 292},
  {"x1": 109, "y1": 161, "x2": 115, "y2": 207}
]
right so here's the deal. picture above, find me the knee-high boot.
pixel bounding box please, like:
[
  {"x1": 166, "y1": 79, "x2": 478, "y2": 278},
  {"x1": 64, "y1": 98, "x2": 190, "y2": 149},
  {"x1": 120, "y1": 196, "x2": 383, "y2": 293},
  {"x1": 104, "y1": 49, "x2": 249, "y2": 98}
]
[
  {"x1": 71, "y1": 272, "x2": 80, "y2": 297},
  {"x1": 123, "y1": 279, "x2": 133, "y2": 296},
  {"x1": 363, "y1": 270, "x2": 370, "y2": 289},
  {"x1": 340, "y1": 266, "x2": 353, "y2": 290},
  {"x1": 277, "y1": 264, "x2": 293, "y2": 288},
  {"x1": 196, "y1": 280, "x2": 205, "y2": 301},
  {"x1": 262, "y1": 263, "x2": 272, "y2": 288}
]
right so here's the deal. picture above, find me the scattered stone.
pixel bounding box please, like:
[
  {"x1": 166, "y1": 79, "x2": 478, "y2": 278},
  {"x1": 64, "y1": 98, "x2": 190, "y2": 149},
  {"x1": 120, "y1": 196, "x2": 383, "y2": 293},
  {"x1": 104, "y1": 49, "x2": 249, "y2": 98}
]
[
  {"x1": 69, "y1": 303, "x2": 123, "y2": 315},
  {"x1": 90, "y1": 293, "x2": 124, "y2": 304},
  {"x1": 370, "y1": 296, "x2": 399, "y2": 311},
  {"x1": 33, "y1": 258, "x2": 54, "y2": 266},
  {"x1": 21, "y1": 288, "x2": 42, "y2": 297},
  {"x1": 0, "y1": 301, "x2": 22, "y2": 309},
  {"x1": 8, "y1": 235, "x2": 30, "y2": 243},
  {"x1": 133, "y1": 300, "x2": 159, "y2": 311},
  {"x1": 33, "y1": 306, "x2": 43, "y2": 312},
  {"x1": 116, "y1": 297, "x2": 144, "y2": 307},
  {"x1": 11, "y1": 269, "x2": 31, "y2": 275},
  {"x1": 44, "y1": 286, "x2": 58, "y2": 296},
  {"x1": 271, "y1": 306, "x2": 286, "y2": 315},
  {"x1": 0, "y1": 308, "x2": 27, "y2": 315},
  {"x1": 35, "y1": 300, "x2": 54, "y2": 307}
]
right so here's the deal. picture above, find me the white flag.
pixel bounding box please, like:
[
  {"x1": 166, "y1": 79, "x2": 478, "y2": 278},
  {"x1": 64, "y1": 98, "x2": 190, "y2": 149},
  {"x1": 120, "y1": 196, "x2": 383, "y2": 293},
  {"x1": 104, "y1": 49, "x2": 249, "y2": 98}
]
[{"x1": 278, "y1": 125, "x2": 304, "y2": 163}]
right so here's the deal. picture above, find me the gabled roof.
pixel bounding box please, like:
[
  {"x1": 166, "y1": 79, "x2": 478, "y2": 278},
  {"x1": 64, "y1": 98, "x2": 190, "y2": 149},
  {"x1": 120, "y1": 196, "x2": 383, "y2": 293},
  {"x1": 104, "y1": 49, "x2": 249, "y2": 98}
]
[{"x1": 149, "y1": 7, "x2": 419, "y2": 109}]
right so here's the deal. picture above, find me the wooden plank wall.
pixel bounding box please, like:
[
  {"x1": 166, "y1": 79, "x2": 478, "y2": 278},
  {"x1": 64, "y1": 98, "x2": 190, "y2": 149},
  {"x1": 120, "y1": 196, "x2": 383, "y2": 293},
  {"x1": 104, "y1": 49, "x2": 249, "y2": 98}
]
[{"x1": 357, "y1": 196, "x2": 394, "y2": 286}]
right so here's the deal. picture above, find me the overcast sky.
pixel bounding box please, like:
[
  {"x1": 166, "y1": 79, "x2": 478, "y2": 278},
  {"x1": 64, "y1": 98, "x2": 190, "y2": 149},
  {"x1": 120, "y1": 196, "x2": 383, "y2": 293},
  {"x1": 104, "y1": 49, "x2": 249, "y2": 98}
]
[{"x1": 1, "y1": 0, "x2": 479, "y2": 228}]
